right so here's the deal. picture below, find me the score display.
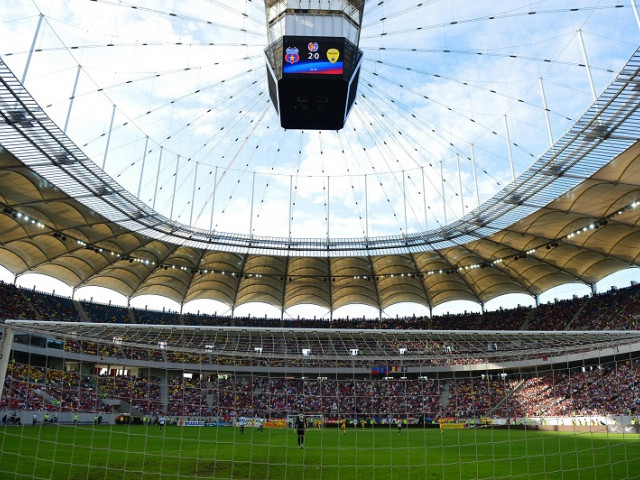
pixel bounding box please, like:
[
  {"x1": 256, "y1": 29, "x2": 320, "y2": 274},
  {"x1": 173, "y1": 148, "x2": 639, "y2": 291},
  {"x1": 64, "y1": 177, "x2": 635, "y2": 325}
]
[
  {"x1": 282, "y1": 36, "x2": 344, "y2": 76},
  {"x1": 267, "y1": 35, "x2": 361, "y2": 128}
]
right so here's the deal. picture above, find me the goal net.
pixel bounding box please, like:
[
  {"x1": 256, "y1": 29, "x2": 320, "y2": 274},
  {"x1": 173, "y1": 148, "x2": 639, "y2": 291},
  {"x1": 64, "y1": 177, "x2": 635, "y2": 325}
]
[{"x1": 1, "y1": 320, "x2": 640, "y2": 479}]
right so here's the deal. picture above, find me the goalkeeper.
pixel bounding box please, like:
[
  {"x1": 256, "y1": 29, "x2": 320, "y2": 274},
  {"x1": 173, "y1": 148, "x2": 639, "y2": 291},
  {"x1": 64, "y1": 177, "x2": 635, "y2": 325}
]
[{"x1": 295, "y1": 414, "x2": 306, "y2": 448}]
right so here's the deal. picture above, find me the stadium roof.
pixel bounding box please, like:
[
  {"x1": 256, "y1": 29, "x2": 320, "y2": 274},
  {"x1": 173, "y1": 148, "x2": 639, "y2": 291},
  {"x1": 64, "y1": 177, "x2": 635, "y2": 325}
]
[
  {"x1": 1, "y1": 47, "x2": 640, "y2": 312},
  {"x1": 1, "y1": 2, "x2": 640, "y2": 314}
]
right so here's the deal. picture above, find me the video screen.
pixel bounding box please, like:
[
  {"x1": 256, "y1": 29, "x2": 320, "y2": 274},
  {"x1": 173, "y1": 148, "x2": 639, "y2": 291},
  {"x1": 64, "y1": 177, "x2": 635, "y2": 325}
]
[{"x1": 282, "y1": 36, "x2": 344, "y2": 76}]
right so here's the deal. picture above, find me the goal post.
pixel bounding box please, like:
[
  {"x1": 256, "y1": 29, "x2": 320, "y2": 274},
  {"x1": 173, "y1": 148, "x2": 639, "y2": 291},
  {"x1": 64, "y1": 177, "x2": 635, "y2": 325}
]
[{"x1": 0, "y1": 325, "x2": 14, "y2": 403}]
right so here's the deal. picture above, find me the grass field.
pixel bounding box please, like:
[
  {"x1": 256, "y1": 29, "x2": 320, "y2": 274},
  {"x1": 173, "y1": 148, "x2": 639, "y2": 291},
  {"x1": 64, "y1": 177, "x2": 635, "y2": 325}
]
[{"x1": 1, "y1": 424, "x2": 639, "y2": 479}]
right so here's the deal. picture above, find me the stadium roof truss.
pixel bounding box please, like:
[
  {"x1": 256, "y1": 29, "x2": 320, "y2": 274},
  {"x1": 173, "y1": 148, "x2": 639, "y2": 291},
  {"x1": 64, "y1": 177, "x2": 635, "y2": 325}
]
[{"x1": 1, "y1": 48, "x2": 640, "y2": 312}]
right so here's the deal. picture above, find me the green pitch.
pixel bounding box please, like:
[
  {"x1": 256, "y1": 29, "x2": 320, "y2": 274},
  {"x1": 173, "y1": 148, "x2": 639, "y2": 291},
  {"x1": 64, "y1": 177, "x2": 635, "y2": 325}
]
[{"x1": 1, "y1": 425, "x2": 639, "y2": 479}]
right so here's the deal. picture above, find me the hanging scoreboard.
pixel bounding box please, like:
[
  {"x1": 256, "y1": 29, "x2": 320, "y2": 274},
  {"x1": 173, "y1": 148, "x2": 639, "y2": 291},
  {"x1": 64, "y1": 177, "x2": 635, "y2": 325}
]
[
  {"x1": 266, "y1": 35, "x2": 362, "y2": 130},
  {"x1": 263, "y1": 1, "x2": 365, "y2": 130},
  {"x1": 282, "y1": 37, "x2": 345, "y2": 76}
]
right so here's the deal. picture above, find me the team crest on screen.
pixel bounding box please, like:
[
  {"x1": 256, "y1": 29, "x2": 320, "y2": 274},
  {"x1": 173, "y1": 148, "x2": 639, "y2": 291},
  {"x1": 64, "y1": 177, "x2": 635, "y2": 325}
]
[
  {"x1": 307, "y1": 42, "x2": 319, "y2": 53},
  {"x1": 285, "y1": 47, "x2": 299, "y2": 64},
  {"x1": 327, "y1": 48, "x2": 340, "y2": 64}
]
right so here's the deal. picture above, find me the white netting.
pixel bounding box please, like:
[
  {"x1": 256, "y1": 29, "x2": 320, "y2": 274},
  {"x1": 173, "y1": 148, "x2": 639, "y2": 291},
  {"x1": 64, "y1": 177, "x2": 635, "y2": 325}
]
[{"x1": 1, "y1": 321, "x2": 640, "y2": 479}]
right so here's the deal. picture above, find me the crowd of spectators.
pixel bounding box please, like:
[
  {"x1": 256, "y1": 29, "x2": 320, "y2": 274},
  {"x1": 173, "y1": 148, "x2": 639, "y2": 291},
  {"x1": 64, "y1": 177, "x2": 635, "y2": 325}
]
[
  {"x1": 492, "y1": 361, "x2": 640, "y2": 418},
  {"x1": 0, "y1": 363, "x2": 45, "y2": 411},
  {"x1": 0, "y1": 282, "x2": 37, "y2": 320},
  {"x1": 167, "y1": 376, "x2": 211, "y2": 417},
  {"x1": 20, "y1": 289, "x2": 80, "y2": 323},
  {"x1": 445, "y1": 377, "x2": 512, "y2": 418},
  {"x1": 96, "y1": 374, "x2": 162, "y2": 414},
  {"x1": 3, "y1": 360, "x2": 638, "y2": 419},
  {"x1": 568, "y1": 284, "x2": 640, "y2": 331},
  {"x1": 80, "y1": 301, "x2": 130, "y2": 324},
  {"x1": 527, "y1": 297, "x2": 585, "y2": 330},
  {"x1": 0, "y1": 363, "x2": 111, "y2": 413},
  {"x1": 3, "y1": 280, "x2": 640, "y2": 331}
]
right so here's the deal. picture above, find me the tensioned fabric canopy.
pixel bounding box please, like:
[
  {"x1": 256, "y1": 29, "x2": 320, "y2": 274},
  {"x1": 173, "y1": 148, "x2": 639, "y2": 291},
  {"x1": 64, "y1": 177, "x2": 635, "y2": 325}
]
[{"x1": 1, "y1": 48, "x2": 640, "y2": 313}]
